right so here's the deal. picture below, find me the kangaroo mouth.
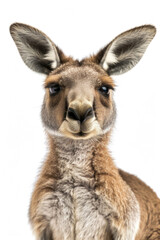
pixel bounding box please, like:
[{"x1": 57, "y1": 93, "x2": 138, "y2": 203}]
[
  {"x1": 58, "y1": 118, "x2": 103, "y2": 139},
  {"x1": 73, "y1": 131, "x2": 88, "y2": 137},
  {"x1": 69, "y1": 130, "x2": 95, "y2": 139}
]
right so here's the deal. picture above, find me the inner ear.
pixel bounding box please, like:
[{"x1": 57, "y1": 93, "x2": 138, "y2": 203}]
[{"x1": 10, "y1": 23, "x2": 71, "y2": 74}]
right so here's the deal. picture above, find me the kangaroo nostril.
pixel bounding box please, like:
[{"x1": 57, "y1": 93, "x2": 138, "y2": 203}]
[
  {"x1": 67, "y1": 108, "x2": 80, "y2": 121},
  {"x1": 82, "y1": 107, "x2": 93, "y2": 122}
]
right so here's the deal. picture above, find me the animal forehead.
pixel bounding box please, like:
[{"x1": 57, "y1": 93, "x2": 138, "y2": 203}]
[
  {"x1": 47, "y1": 65, "x2": 114, "y2": 86},
  {"x1": 49, "y1": 66, "x2": 100, "y2": 86},
  {"x1": 61, "y1": 65, "x2": 100, "y2": 79}
]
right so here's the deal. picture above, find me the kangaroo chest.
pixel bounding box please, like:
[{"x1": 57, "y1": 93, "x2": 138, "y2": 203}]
[{"x1": 48, "y1": 145, "x2": 109, "y2": 240}]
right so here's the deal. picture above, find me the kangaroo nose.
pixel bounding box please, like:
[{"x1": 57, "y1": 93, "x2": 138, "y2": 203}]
[{"x1": 67, "y1": 107, "x2": 94, "y2": 123}]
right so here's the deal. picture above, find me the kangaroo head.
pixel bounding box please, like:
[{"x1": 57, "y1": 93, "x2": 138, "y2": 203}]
[{"x1": 10, "y1": 23, "x2": 156, "y2": 139}]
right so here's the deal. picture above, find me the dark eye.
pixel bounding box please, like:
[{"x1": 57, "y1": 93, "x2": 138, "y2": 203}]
[
  {"x1": 98, "y1": 85, "x2": 109, "y2": 96},
  {"x1": 49, "y1": 84, "x2": 60, "y2": 96}
]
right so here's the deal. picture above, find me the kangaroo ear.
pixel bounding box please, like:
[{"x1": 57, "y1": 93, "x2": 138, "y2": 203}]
[
  {"x1": 93, "y1": 25, "x2": 156, "y2": 76},
  {"x1": 10, "y1": 23, "x2": 69, "y2": 74}
]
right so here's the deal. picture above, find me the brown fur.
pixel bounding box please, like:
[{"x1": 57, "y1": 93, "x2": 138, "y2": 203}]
[
  {"x1": 119, "y1": 170, "x2": 160, "y2": 239},
  {"x1": 29, "y1": 132, "x2": 160, "y2": 239}
]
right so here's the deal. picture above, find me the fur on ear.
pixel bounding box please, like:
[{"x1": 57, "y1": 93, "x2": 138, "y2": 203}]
[
  {"x1": 10, "y1": 23, "x2": 70, "y2": 74},
  {"x1": 92, "y1": 25, "x2": 156, "y2": 75}
]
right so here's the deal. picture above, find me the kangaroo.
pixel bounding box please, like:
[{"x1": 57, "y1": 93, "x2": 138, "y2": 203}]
[{"x1": 10, "y1": 23, "x2": 160, "y2": 240}]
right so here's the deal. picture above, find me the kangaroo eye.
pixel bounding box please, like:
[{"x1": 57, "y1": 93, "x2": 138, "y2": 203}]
[
  {"x1": 98, "y1": 85, "x2": 109, "y2": 96},
  {"x1": 49, "y1": 84, "x2": 60, "y2": 95}
]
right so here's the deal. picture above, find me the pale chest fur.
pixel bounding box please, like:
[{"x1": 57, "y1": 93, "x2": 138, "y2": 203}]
[{"x1": 38, "y1": 140, "x2": 110, "y2": 240}]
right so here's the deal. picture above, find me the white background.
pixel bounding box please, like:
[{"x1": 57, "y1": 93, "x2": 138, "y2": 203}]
[{"x1": 1, "y1": 0, "x2": 160, "y2": 239}]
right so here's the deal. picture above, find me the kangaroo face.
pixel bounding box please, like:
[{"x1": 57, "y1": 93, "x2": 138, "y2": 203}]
[
  {"x1": 41, "y1": 63, "x2": 116, "y2": 139},
  {"x1": 10, "y1": 23, "x2": 156, "y2": 139}
]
